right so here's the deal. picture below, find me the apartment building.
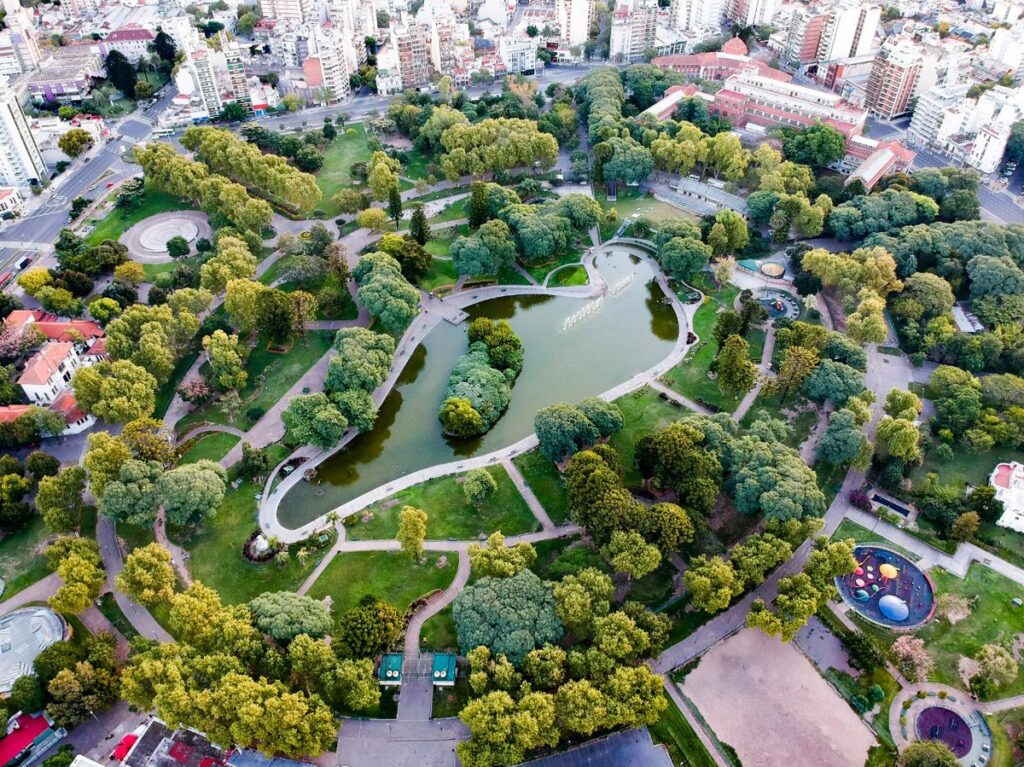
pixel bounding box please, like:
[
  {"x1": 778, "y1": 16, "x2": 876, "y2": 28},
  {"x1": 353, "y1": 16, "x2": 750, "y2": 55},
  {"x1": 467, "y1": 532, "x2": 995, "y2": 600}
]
[
  {"x1": 609, "y1": 0, "x2": 657, "y2": 62},
  {"x1": 0, "y1": 77, "x2": 45, "y2": 186},
  {"x1": 224, "y1": 43, "x2": 252, "y2": 115},
  {"x1": 864, "y1": 36, "x2": 921, "y2": 119},
  {"x1": 392, "y1": 24, "x2": 431, "y2": 90},
  {"x1": 671, "y1": 0, "x2": 724, "y2": 35}
]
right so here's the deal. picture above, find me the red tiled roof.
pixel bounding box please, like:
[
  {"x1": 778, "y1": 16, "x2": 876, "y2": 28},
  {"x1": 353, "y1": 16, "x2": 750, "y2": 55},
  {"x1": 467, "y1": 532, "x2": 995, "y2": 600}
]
[
  {"x1": 3, "y1": 310, "x2": 44, "y2": 330},
  {"x1": 105, "y1": 27, "x2": 154, "y2": 41},
  {"x1": 32, "y1": 320, "x2": 103, "y2": 342},
  {"x1": 0, "y1": 714, "x2": 51, "y2": 766},
  {"x1": 994, "y1": 463, "x2": 1013, "y2": 489},
  {"x1": 50, "y1": 391, "x2": 85, "y2": 424},
  {"x1": 722, "y1": 36, "x2": 748, "y2": 56},
  {"x1": 0, "y1": 405, "x2": 31, "y2": 424},
  {"x1": 18, "y1": 342, "x2": 74, "y2": 386}
]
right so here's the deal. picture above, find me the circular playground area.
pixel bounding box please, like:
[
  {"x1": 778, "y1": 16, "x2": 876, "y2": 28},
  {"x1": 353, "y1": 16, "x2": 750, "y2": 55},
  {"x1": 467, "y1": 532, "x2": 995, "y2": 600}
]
[
  {"x1": 756, "y1": 288, "x2": 800, "y2": 320},
  {"x1": 121, "y1": 211, "x2": 211, "y2": 263},
  {"x1": 916, "y1": 707, "x2": 972, "y2": 758},
  {"x1": 835, "y1": 545, "x2": 935, "y2": 629},
  {"x1": 0, "y1": 607, "x2": 67, "y2": 694}
]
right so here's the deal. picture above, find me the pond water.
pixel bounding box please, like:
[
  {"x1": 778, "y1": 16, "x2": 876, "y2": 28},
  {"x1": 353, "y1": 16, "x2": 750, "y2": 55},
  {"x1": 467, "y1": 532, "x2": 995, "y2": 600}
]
[{"x1": 277, "y1": 250, "x2": 679, "y2": 529}]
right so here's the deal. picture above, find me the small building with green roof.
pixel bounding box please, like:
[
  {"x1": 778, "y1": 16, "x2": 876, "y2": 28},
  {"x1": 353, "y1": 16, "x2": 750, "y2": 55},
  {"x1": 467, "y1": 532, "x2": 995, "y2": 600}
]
[
  {"x1": 431, "y1": 653, "x2": 456, "y2": 687},
  {"x1": 378, "y1": 653, "x2": 403, "y2": 686}
]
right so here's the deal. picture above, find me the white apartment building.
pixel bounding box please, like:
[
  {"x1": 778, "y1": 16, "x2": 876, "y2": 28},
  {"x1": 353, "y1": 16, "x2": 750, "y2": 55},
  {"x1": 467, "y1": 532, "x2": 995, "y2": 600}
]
[
  {"x1": 727, "y1": 0, "x2": 778, "y2": 28},
  {"x1": 18, "y1": 342, "x2": 83, "y2": 405},
  {"x1": 260, "y1": 0, "x2": 316, "y2": 26},
  {"x1": 561, "y1": 0, "x2": 593, "y2": 47},
  {"x1": 189, "y1": 48, "x2": 222, "y2": 117},
  {"x1": 610, "y1": 0, "x2": 657, "y2": 61},
  {"x1": 429, "y1": 12, "x2": 459, "y2": 74},
  {"x1": 909, "y1": 83, "x2": 1024, "y2": 173},
  {"x1": 989, "y1": 25, "x2": 1024, "y2": 81},
  {"x1": 817, "y1": 0, "x2": 879, "y2": 61},
  {"x1": 671, "y1": 0, "x2": 723, "y2": 35},
  {"x1": 225, "y1": 43, "x2": 252, "y2": 114},
  {"x1": 499, "y1": 36, "x2": 538, "y2": 74},
  {"x1": 306, "y1": 24, "x2": 351, "y2": 104},
  {"x1": 0, "y1": 77, "x2": 45, "y2": 187}
]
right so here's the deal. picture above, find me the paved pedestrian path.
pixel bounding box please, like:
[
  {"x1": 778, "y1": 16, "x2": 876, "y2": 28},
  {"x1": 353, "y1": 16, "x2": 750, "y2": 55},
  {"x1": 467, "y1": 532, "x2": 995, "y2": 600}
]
[
  {"x1": 732, "y1": 324, "x2": 775, "y2": 422},
  {"x1": 502, "y1": 457, "x2": 555, "y2": 531},
  {"x1": 648, "y1": 379, "x2": 711, "y2": 416}
]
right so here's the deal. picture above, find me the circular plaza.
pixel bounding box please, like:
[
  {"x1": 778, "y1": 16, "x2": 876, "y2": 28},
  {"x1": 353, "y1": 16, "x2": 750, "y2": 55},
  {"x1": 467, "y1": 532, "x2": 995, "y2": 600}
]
[
  {"x1": 835, "y1": 545, "x2": 936, "y2": 630},
  {"x1": 0, "y1": 607, "x2": 68, "y2": 694},
  {"x1": 120, "y1": 211, "x2": 211, "y2": 263},
  {"x1": 892, "y1": 685, "x2": 994, "y2": 767}
]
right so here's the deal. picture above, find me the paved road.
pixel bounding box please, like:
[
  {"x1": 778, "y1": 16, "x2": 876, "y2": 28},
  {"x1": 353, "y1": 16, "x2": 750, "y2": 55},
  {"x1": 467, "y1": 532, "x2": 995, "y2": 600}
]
[{"x1": 911, "y1": 146, "x2": 1024, "y2": 224}]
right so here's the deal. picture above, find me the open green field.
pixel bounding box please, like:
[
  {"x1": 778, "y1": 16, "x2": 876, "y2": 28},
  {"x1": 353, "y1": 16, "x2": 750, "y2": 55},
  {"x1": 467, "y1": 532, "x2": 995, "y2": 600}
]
[
  {"x1": 85, "y1": 188, "x2": 191, "y2": 245},
  {"x1": 610, "y1": 386, "x2": 688, "y2": 486},
  {"x1": 178, "y1": 432, "x2": 240, "y2": 464},
  {"x1": 315, "y1": 125, "x2": 373, "y2": 217},
  {"x1": 977, "y1": 522, "x2": 1024, "y2": 571},
  {"x1": 169, "y1": 480, "x2": 322, "y2": 604},
  {"x1": 0, "y1": 516, "x2": 53, "y2": 600},
  {"x1": 649, "y1": 691, "x2": 719, "y2": 767},
  {"x1": 348, "y1": 466, "x2": 539, "y2": 540},
  {"x1": 421, "y1": 605, "x2": 458, "y2": 652},
  {"x1": 176, "y1": 330, "x2": 334, "y2": 433},
  {"x1": 851, "y1": 564, "x2": 1024, "y2": 698},
  {"x1": 917, "y1": 564, "x2": 1024, "y2": 696},
  {"x1": 513, "y1": 449, "x2": 571, "y2": 526},
  {"x1": 418, "y1": 257, "x2": 460, "y2": 292},
  {"x1": 661, "y1": 273, "x2": 761, "y2": 414},
  {"x1": 595, "y1": 188, "x2": 698, "y2": 242},
  {"x1": 524, "y1": 246, "x2": 587, "y2": 284},
  {"x1": 547, "y1": 264, "x2": 588, "y2": 286},
  {"x1": 909, "y1": 445, "x2": 1024, "y2": 491},
  {"x1": 307, "y1": 550, "x2": 458, "y2": 619},
  {"x1": 831, "y1": 519, "x2": 920, "y2": 561}
]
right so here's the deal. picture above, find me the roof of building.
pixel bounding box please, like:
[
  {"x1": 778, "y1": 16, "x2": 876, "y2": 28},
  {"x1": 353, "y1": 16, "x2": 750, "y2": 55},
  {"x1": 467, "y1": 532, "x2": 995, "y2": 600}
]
[
  {"x1": 0, "y1": 405, "x2": 31, "y2": 424},
  {"x1": 50, "y1": 391, "x2": 85, "y2": 423},
  {"x1": 0, "y1": 714, "x2": 52, "y2": 766},
  {"x1": 225, "y1": 750, "x2": 309, "y2": 767},
  {"x1": 3, "y1": 310, "x2": 44, "y2": 331},
  {"x1": 431, "y1": 653, "x2": 456, "y2": 684},
  {"x1": 990, "y1": 461, "x2": 1024, "y2": 533},
  {"x1": 33, "y1": 320, "x2": 104, "y2": 342},
  {"x1": 18, "y1": 342, "x2": 75, "y2": 387},
  {"x1": 125, "y1": 721, "x2": 226, "y2": 767},
  {"x1": 378, "y1": 653, "x2": 403, "y2": 684},
  {"x1": 105, "y1": 26, "x2": 154, "y2": 42},
  {"x1": 722, "y1": 36, "x2": 748, "y2": 56}
]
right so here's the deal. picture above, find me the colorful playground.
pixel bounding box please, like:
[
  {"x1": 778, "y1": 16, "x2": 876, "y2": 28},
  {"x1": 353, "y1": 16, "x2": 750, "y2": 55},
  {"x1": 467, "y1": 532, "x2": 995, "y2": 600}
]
[
  {"x1": 893, "y1": 685, "x2": 994, "y2": 767},
  {"x1": 916, "y1": 707, "x2": 973, "y2": 758},
  {"x1": 836, "y1": 546, "x2": 936, "y2": 629}
]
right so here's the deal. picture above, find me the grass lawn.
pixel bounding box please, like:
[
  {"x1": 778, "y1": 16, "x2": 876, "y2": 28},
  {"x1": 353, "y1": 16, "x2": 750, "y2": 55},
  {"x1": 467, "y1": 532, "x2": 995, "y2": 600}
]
[
  {"x1": 547, "y1": 264, "x2": 588, "y2": 286},
  {"x1": 84, "y1": 188, "x2": 191, "y2": 245},
  {"x1": 815, "y1": 460, "x2": 847, "y2": 506},
  {"x1": 610, "y1": 386, "x2": 689, "y2": 486},
  {"x1": 421, "y1": 605, "x2": 458, "y2": 652},
  {"x1": 168, "y1": 481, "x2": 322, "y2": 604},
  {"x1": 307, "y1": 550, "x2": 458, "y2": 619},
  {"x1": 258, "y1": 254, "x2": 304, "y2": 286},
  {"x1": 315, "y1": 125, "x2": 373, "y2": 217},
  {"x1": 627, "y1": 561, "x2": 677, "y2": 607},
  {"x1": 831, "y1": 519, "x2": 921, "y2": 561},
  {"x1": 178, "y1": 432, "x2": 240, "y2": 464},
  {"x1": 649, "y1": 691, "x2": 718, "y2": 767},
  {"x1": 976, "y1": 521, "x2": 1024, "y2": 571},
  {"x1": 142, "y1": 254, "x2": 202, "y2": 283},
  {"x1": 417, "y1": 257, "x2": 460, "y2": 292},
  {"x1": 513, "y1": 449, "x2": 571, "y2": 526},
  {"x1": 429, "y1": 197, "x2": 469, "y2": 224},
  {"x1": 0, "y1": 516, "x2": 53, "y2": 600},
  {"x1": 400, "y1": 148, "x2": 437, "y2": 182},
  {"x1": 909, "y1": 445, "x2": 1024, "y2": 491},
  {"x1": 154, "y1": 349, "x2": 200, "y2": 419},
  {"x1": 991, "y1": 708, "x2": 1024, "y2": 767},
  {"x1": 176, "y1": 330, "x2": 334, "y2": 433},
  {"x1": 97, "y1": 592, "x2": 139, "y2": 639},
  {"x1": 918, "y1": 565, "x2": 1024, "y2": 696},
  {"x1": 432, "y1": 674, "x2": 471, "y2": 719},
  {"x1": 347, "y1": 466, "x2": 539, "y2": 540},
  {"x1": 595, "y1": 188, "x2": 698, "y2": 242},
  {"x1": 524, "y1": 246, "x2": 586, "y2": 285},
  {"x1": 660, "y1": 273, "x2": 746, "y2": 413}
]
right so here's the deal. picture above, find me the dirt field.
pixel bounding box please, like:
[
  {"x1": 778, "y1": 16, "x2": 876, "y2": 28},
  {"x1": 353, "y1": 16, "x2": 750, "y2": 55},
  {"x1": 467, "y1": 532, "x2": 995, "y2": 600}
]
[{"x1": 682, "y1": 629, "x2": 876, "y2": 767}]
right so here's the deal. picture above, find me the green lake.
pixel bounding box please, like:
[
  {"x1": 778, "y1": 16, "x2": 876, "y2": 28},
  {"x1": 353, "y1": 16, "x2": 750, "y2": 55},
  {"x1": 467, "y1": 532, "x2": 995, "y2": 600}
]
[{"x1": 277, "y1": 249, "x2": 679, "y2": 529}]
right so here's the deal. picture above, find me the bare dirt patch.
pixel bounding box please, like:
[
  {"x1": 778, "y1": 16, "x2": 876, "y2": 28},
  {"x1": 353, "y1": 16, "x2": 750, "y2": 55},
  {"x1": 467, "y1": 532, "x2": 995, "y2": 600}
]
[
  {"x1": 958, "y1": 656, "x2": 981, "y2": 687},
  {"x1": 682, "y1": 629, "x2": 875, "y2": 767}
]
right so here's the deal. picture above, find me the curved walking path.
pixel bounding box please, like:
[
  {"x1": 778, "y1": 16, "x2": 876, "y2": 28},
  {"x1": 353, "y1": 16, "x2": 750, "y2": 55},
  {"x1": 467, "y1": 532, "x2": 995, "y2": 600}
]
[
  {"x1": 259, "y1": 241, "x2": 699, "y2": 543},
  {"x1": 175, "y1": 423, "x2": 246, "y2": 446}
]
